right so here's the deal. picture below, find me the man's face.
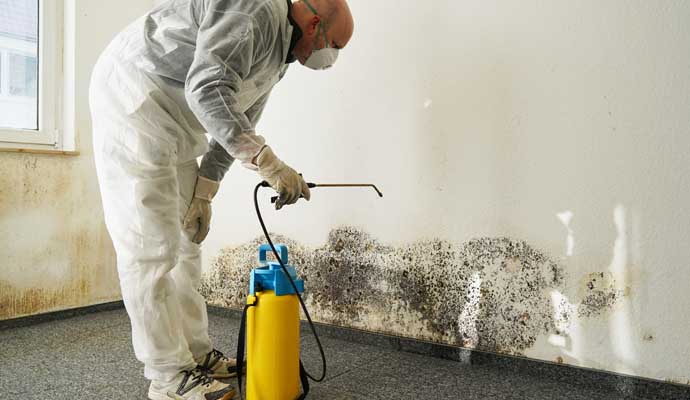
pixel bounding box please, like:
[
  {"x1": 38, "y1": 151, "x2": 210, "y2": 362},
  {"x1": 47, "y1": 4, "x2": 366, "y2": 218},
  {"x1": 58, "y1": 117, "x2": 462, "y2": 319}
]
[{"x1": 293, "y1": 1, "x2": 354, "y2": 66}]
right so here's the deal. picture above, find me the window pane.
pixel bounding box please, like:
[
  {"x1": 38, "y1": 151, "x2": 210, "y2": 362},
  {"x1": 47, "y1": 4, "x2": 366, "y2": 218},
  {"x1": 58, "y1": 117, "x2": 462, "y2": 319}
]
[
  {"x1": 0, "y1": 0, "x2": 39, "y2": 130},
  {"x1": 9, "y1": 53, "x2": 37, "y2": 97}
]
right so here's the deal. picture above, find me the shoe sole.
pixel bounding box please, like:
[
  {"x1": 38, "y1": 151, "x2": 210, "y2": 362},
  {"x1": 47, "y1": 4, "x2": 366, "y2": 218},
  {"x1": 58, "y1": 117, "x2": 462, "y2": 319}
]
[
  {"x1": 148, "y1": 389, "x2": 236, "y2": 400},
  {"x1": 147, "y1": 391, "x2": 170, "y2": 400}
]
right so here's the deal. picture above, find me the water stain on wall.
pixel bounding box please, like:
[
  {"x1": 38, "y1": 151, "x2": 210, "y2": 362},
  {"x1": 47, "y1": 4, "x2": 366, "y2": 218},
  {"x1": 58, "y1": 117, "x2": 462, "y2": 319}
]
[
  {"x1": 0, "y1": 224, "x2": 116, "y2": 320},
  {"x1": 0, "y1": 153, "x2": 119, "y2": 320},
  {"x1": 202, "y1": 226, "x2": 625, "y2": 355},
  {"x1": 0, "y1": 279, "x2": 88, "y2": 319}
]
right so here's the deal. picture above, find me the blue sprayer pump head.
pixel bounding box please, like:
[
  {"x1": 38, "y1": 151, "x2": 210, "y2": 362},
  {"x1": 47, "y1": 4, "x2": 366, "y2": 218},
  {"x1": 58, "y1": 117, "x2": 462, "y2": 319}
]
[{"x1": 249, "y1": 244, "x2": 305, "y2": 296}]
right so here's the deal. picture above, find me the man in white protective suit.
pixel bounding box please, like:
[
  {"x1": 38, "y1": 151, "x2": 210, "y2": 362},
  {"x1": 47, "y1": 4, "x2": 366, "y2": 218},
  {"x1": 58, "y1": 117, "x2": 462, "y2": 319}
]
[{"x1": 89, "y1": 0, "x2": 353, "y2": 398}]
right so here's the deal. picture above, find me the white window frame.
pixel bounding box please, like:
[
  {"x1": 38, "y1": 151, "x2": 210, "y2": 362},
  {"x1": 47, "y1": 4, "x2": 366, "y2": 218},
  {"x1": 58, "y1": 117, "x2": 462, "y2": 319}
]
[{"x1": 0, "y1": 0, "x2": 63, "y2": 148}]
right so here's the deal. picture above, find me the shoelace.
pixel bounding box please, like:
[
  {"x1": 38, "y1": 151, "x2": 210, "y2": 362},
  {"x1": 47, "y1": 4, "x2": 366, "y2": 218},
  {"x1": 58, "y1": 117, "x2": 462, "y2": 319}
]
[
  {"x1": 209, "y1": 349, "x2": 227, "y2": 365},
  {"x1": 200, "y1": 348, "x2": 228, "y2": 372},
  {"x1": 187, "y1": 368, "x2": 214, "y2": 388},
  {"x1": 176, "y1": 368, "x2": 215, "y2": 396}
]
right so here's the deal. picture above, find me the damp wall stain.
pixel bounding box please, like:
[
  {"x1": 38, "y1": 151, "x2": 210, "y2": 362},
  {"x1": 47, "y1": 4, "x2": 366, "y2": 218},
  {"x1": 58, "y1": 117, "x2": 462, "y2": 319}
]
[
  {"x1": 0, "y1": 153, "x2": 120, "y2": 320},
  {"x1": 201, "y1": 226, "x2": 623, "y2": 355}
]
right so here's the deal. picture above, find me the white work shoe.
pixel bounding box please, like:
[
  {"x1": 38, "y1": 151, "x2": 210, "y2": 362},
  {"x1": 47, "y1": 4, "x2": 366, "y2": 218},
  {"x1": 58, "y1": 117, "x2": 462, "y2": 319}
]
[
  {"x1": 196, "y1": 349, "x2": 238, "y2": 379},
  {"x1": 148, "y1": 368, "x2": 236, "y2": 400}
]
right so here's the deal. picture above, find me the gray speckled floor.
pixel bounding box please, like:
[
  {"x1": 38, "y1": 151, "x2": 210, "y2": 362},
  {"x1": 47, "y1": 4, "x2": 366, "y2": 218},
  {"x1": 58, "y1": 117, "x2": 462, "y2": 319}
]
[{"x1": 0, "y1": 309, "x2": 641, "y2": 400}]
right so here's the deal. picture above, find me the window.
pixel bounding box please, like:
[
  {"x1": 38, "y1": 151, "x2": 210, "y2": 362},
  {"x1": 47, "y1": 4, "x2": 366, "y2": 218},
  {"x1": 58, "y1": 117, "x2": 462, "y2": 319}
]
[
  {"x1": 10, "y1": 52, "x2": 38, "y2": 98},
  {"x1": 0, "y1": 0, "x2": 62, "y2": 147}
]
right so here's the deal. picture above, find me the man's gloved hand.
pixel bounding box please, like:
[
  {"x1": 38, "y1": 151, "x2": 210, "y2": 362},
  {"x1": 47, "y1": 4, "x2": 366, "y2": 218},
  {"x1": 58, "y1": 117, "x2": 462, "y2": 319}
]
[
  {"x1": 183, "y1": 176, "x2": 220, "y2": 244},
  {"x1": 255, "y1": 146, "x2": 310, "y2": 210}
]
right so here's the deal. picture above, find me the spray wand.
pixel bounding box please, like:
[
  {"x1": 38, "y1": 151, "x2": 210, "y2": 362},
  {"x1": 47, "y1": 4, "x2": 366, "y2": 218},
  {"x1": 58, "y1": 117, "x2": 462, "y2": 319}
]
[{"x1": 269, "y1": 182, "x2": 384, "y2": 204}]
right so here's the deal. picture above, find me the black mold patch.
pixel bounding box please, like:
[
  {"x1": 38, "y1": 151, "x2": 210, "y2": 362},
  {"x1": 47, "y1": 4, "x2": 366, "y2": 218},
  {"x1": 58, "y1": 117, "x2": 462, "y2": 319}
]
[
  {"x1": 201, "y1": 227, "x2": 579, "y2": 355},
  {"x1": 452, "y1": 238, "x2": 565, "y2": 352},
  {"x1": 578, "y1": 272, "x2": 624, "y2": 318},
  {"x1": 199, "y1": 234, "x2": 311, "y2": 308}
]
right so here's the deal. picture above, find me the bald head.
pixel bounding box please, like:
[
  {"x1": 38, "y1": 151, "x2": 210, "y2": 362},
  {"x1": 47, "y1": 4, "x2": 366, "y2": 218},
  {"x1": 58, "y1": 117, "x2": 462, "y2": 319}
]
[
  {"x1": 290, "y1": 0, "x2": 354, "y2": 66},
  {"x1": 308, "y1": 0, "x2": 354, "y2": 47}
]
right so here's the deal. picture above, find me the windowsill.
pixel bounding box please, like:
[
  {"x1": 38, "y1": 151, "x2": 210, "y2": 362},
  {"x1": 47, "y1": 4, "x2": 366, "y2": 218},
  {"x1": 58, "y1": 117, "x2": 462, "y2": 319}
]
[{"x1": 0, "y1": 146, "x2": 79, "y2": 156}]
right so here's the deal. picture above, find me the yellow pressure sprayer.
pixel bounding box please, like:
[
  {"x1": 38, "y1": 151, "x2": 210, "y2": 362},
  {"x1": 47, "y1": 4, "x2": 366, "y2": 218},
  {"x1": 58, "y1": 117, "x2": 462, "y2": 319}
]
[{"x1": 235, "y1": 181, "x2": 383, "y2": 400}]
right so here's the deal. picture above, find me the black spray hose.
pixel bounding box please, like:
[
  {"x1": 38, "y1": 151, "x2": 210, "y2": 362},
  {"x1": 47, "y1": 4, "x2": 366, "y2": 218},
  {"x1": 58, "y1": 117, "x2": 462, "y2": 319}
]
[{"x1": 254, "y1": 182, "x2": 327, "y2": 382}]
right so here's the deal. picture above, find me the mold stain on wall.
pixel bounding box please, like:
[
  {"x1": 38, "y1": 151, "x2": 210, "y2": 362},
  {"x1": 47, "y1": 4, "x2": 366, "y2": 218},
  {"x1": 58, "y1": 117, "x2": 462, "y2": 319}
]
[
  {"x1": 202, "y1": 227, "x2": 623, "y2": 355},
  {"x1": 578, "y1": 272, "x2": 627, "y2": 318}
]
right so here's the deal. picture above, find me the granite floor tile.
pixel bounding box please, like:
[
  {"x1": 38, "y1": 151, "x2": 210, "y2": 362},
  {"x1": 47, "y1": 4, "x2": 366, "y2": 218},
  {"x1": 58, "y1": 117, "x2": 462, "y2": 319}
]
[{"x1": 0, "y1": 308, "x2": 659, "y2": 400}]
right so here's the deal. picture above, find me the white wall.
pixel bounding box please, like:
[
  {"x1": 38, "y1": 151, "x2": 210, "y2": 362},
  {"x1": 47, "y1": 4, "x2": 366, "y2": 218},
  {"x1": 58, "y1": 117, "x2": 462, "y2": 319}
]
[{"x1": 205, "y1": 0, "x2": 690, "y2": 384}]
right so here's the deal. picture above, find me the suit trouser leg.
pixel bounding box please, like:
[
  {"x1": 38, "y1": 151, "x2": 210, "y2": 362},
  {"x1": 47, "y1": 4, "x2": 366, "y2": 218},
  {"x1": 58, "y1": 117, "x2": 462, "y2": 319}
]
[{"x1": 171, "y1": 159, "x2": 214, "y2": 362}]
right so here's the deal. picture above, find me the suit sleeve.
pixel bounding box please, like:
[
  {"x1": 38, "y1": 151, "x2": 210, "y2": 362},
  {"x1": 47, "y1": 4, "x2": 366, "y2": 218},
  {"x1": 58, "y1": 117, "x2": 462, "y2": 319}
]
[
  {"x1": 185, "y1": 1, "x2": 276, "y2": 165},
  {"x1": 197, "y1": 89, "x2": 274, "y2": 182}
]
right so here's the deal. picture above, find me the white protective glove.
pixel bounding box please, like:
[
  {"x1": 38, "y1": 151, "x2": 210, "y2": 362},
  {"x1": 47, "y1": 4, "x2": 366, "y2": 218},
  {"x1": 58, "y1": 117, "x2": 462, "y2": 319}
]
[
  {"x1": 255, "y1": 146, "x2": 310, "y2": 210},
  {"x1": 183, "y1": 176, "x2": 220, "y2": 244}
]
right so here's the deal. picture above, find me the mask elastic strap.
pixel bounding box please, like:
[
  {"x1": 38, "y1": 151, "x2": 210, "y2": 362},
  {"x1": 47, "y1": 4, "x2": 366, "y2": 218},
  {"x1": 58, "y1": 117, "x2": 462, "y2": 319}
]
[
  {"x1": 302, "y1": 0, "x2": 331, "y2": 49},
  {"x1": 302, "y1": 0, "x2": 318, "y2": 15},
  {"x1": 316, "y1": 23, "x2": 330, "y2": 49}
]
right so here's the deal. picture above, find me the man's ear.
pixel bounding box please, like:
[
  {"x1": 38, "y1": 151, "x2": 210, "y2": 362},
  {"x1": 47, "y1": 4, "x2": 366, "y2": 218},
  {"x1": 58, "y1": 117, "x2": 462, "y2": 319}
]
[{"x1": 307, "y1": 15, "x2": 321, "y2": 35}]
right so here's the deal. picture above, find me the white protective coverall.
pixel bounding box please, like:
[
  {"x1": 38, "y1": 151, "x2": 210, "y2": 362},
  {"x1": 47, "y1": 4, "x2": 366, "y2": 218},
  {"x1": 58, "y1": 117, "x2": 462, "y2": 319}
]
[{"x1": 89, "y1": 0, "x2": 293, "y2": 381}]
